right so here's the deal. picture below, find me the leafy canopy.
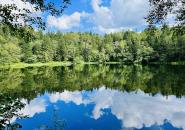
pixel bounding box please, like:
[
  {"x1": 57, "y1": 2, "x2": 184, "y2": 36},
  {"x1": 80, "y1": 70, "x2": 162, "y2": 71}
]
[
  {"x1": 0, "y1": 0, "x2": 70, "y2": 29},
  {"x1": 147, "y1": 0, "x2": 185, "y2": 26}
]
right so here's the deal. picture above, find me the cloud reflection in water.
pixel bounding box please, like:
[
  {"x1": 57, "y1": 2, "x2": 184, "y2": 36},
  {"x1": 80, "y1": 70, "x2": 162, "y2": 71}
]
[
  {"x1": 49, "y1": 87, "x2": 185, "y2": 129},
  {"x1": 16, "y1": 87, "x2": 185, "y2": 129}
]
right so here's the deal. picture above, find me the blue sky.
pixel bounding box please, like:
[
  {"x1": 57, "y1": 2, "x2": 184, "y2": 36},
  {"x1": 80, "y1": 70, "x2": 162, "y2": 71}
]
[
  {"x1": 46, "y1": 0, "x2": 150, "y2": 34},
  {"x1": 0, "y1": 0, "x2": 176, "y2": 34}
]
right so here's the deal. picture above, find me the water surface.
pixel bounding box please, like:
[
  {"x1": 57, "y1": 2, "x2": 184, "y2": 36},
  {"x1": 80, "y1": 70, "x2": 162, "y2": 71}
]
[{"x1": 0, "y1": 65, "x2": 185, "y2": 130}]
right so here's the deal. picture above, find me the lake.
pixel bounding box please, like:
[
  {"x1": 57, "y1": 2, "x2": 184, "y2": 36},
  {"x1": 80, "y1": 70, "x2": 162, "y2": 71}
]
[{"x1": 0, "y1": 64, "x2": 185, "y2": 130}]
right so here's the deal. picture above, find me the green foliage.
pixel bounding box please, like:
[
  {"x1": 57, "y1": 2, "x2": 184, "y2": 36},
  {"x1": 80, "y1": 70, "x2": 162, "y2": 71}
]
[
  {"x1": 147, "y1": 0, "x2": 184, "y2": 28},
  {"x1": 0, "y1": 24, "x2": 185, "y2": 65},
  {"x1": 0, "y1": 37, "x2": 22, "y2": 64}
]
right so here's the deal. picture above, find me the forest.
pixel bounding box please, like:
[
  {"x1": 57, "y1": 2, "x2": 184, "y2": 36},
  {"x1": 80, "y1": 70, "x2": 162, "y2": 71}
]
[{"x1": 0, "y1": 24, "x2": 185, "y2": 65}]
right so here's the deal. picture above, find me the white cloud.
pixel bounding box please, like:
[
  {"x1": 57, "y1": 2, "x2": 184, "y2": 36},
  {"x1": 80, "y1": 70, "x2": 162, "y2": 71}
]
[
  {"x1": 97, "y1": 25, "x2": 132, "y2": 34},
  {"x1": 91, "y1": 0, "x2": 113, "y2": 28},
  {"x1": 47, "y1": 12, "x2": 88, "y2": 30},
  {"x1": 49, "y1": 87, "x2": 185, "y2": 129},
  {"x1": 90, "y1": 0, "x2": 150, "y2": 33}
]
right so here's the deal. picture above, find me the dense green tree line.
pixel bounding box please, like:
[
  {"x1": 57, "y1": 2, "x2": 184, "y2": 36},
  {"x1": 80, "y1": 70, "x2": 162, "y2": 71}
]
[{"x1": 0, "y1": 24, "x2": 185, "y2": 64}]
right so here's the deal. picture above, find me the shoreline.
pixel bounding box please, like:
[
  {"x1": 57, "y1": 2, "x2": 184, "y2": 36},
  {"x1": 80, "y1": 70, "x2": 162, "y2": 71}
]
[
  {"x1": 0, "y1": 62, "x2": 122, "y2": 69},
  {"x1": 0, "y1": 61, "x2": 185, "y2": 69}
]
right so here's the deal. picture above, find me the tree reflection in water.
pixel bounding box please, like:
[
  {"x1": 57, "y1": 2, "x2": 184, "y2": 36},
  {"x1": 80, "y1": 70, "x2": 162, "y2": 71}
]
[{"x1": 0, "y1": 64, "x2": 185, "y2": 129}]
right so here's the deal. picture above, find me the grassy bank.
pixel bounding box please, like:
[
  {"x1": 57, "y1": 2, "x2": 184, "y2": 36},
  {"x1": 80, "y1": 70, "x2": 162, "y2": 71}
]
[
  {"x1": 0, "y1": 61, "x2": 185, "y2": 69},
  {"x1": 0, "y1": 62, "x2": 73, "y2": 69},
  {"x1": 0, "y1": 61, "x2": 122, "y2": 69}
]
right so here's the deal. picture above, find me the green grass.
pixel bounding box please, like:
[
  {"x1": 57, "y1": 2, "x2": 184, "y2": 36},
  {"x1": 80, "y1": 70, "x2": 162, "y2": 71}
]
[
  {"x1": 0, "y1": 62, "x2": 72, "y2": 69},
  {"x1": 0, "y1": 61, "x2": 126, "y2": 68},
  {"x1": 1, "y1": 61, "x2": 185, "y2": 69},
  {"x1": 0, "y1": 61, "x2": 122, "y2": 69}
]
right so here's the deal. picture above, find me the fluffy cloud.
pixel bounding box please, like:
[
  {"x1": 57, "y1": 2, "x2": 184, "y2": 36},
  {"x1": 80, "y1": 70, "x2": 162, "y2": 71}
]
[
  {"x1": 97, "y1": 25, "x2": 132, "y2": 34},
  {"x1": 47, "y1": 12, "x2": 88, "y2": 30},
  {"x1": 90, "y1": 0, "x2": 150, "y2": 33}
]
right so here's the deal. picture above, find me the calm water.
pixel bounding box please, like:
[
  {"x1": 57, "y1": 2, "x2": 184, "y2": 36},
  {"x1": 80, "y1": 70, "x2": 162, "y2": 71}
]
[{"x1": 0, "y1": 65, "x2": 185, "y2": 130}]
